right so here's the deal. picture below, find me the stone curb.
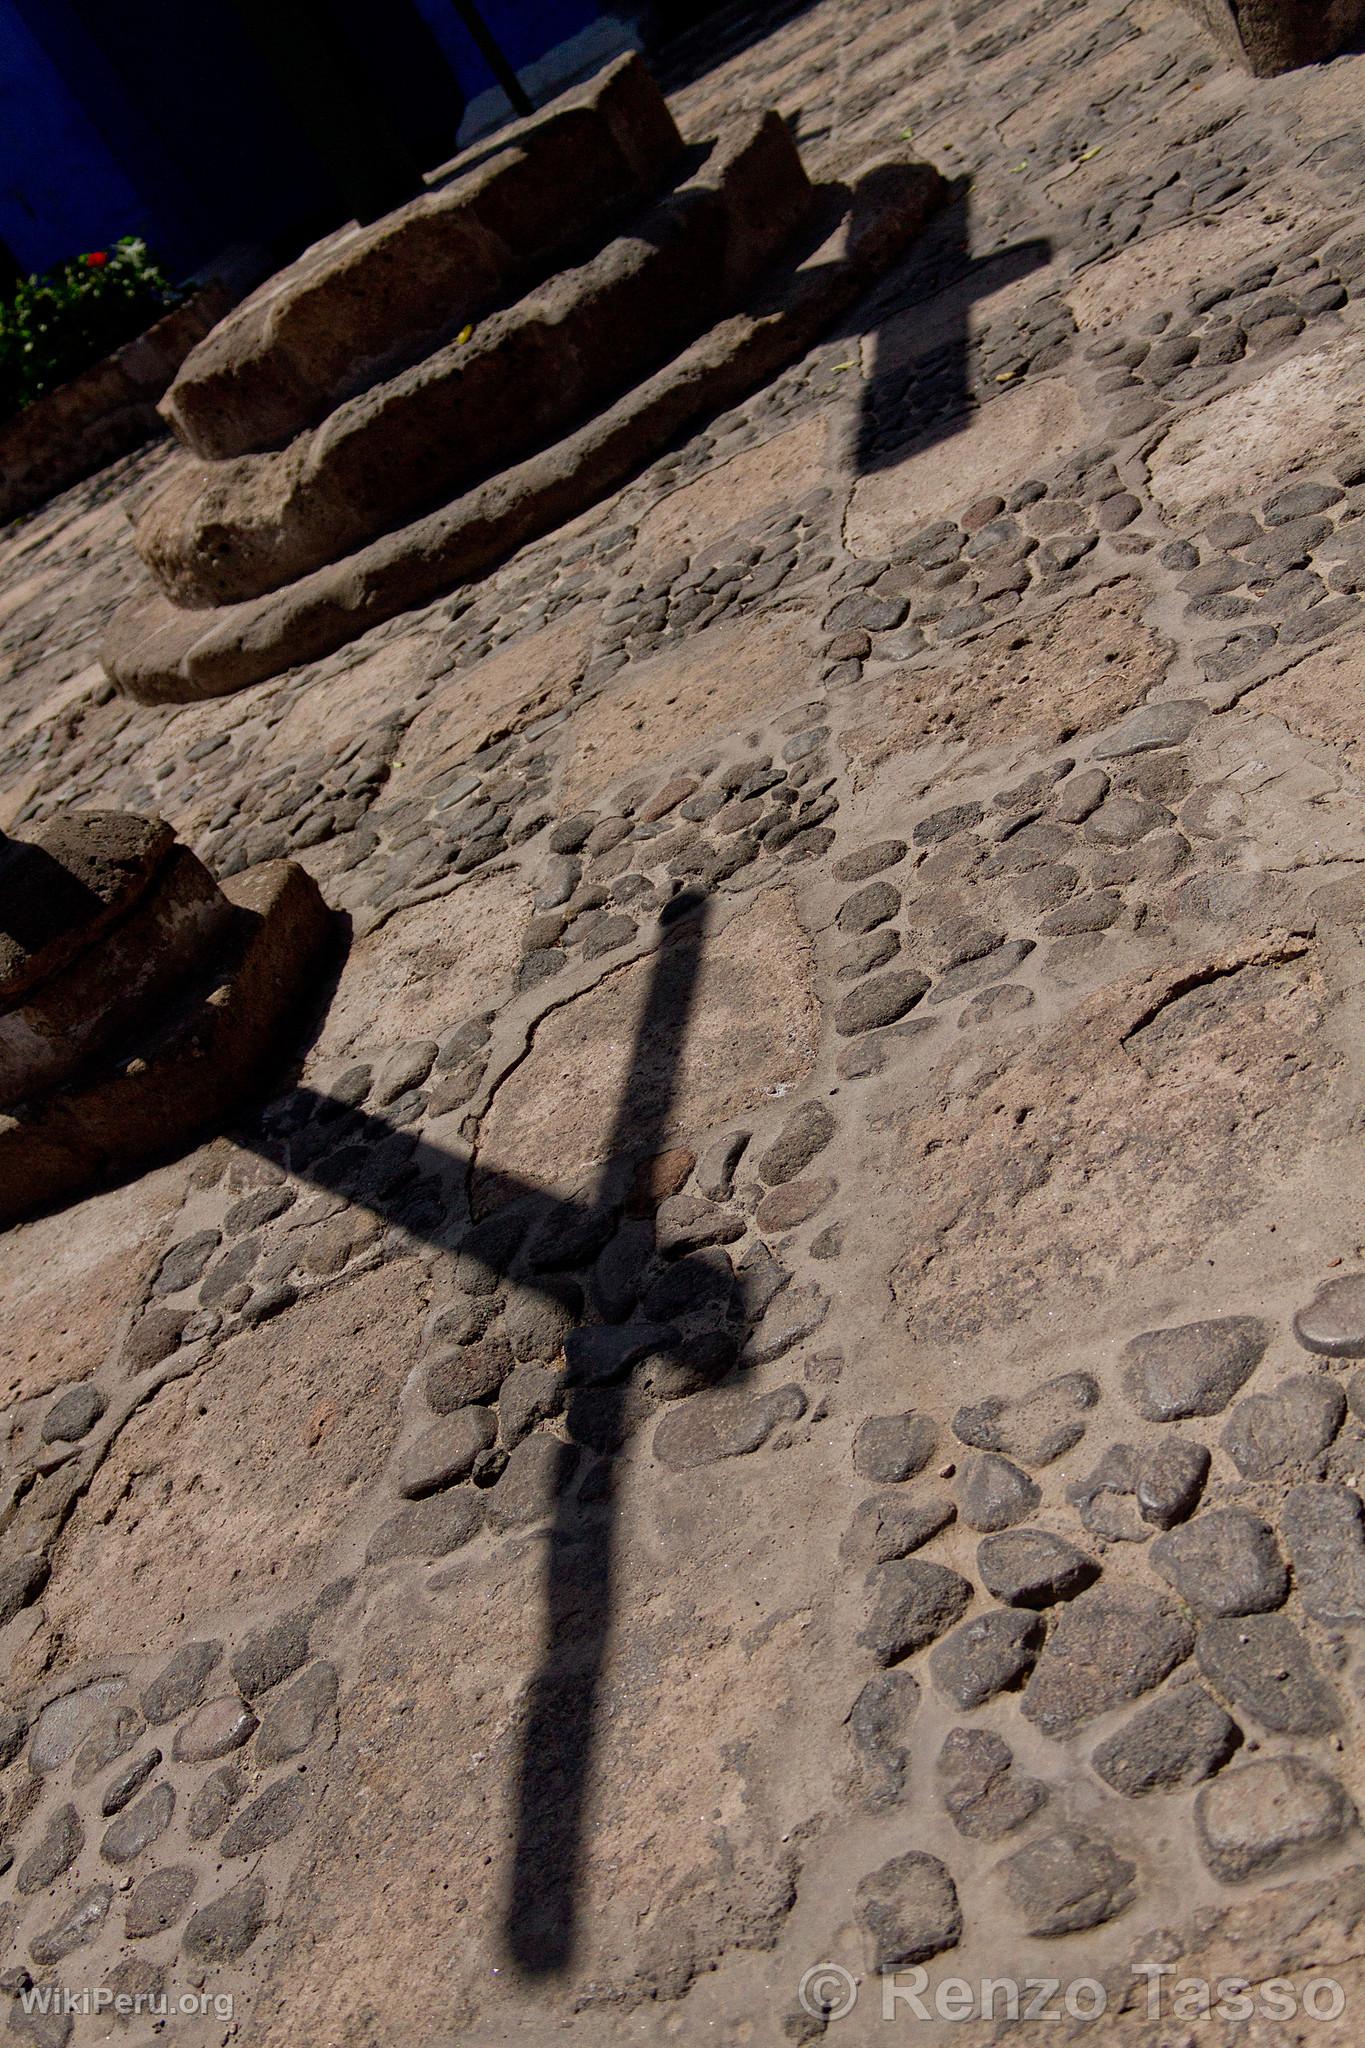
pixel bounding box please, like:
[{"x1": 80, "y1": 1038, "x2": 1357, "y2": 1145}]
[
  {"x1": 162, "y1": 52, "x2": 685, "y2": 462},
  {"x1": 0, "y1": 860, "x2": 334, "y2": 1226},
  {"x1": 101, "y1": 158, "x2": 944, "y2": 705},
  {"x1": 136, "y1": 106, "x2": 814, "y2": 609}
]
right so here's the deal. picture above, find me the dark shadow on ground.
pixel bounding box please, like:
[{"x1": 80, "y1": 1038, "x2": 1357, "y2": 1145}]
[
  {"x1": 177, "y1": 11, "x2": 1054, "y2": 1980},
  {"x1": 854, "y1": 178, "x2": 1053, "y2": 478},
  {"x1": 215, "y1": 175, "x2": 1056, "y2": 1984},
  {"x1": 645, "y1": 0, "x2": 824, "y2": 99},
  {"x1": 239, "y1": 888, "x2": 756, "y2": 1975}
]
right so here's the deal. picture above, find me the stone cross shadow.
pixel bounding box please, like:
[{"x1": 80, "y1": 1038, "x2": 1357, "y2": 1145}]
[
  {"x1": 222, "y1": 172, "x2": 1055, "y2": 1982},
  {"x1": 854, "y1": 178, "x2": 1053, "y2": 479},
  {"x1": 246, "y1": 887, "x2": 740, "y2": 1975}
]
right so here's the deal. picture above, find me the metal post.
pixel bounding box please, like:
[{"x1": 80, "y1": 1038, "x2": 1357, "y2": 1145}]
[{"x1": 448, "y1": 0, "x2": 535, "y2": 117}]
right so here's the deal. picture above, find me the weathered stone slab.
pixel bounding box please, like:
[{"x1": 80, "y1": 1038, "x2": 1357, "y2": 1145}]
[
  {"x1": 139, "y1": 111, "x2": 813, "y2": 611},
  {"x1": 1166, "y1": 0, "x2": 1365, "y2": 75},
  {"x1": 43, "y1": 1262, "x2": 419, "y2": 1661},
  {"x1": 841, "y1": 582, "x2": 1171, "y2": 773},
  {"x1": 310, "y1": 861, "x2": 527, "y2": 1060},
  {"x1": 1067, "y1": 200, "x2": 1319, "y2": 331},
  {"x1": 0, "y1": 812, "x2": 172, "y2": 1006},
  {"x1": 0, "y1": 1162, "x2": 189, "y2": 1408},
  {"x1": 383, "y1": 613, "x2": 593, "y2": 811},
  {"x1": 475, "y1": 887, "x2": 819, "y2": 1207},
  {"x1": 161, "y1": 55, "x2": 685, "y2": 461},
  {"x1": 846, "y1": 373, "x2": 1083, "y2": 559},
  {"x1": 631, "y1": 412, "x2": 828, "y2": 568},
  {"x1": 0, "y1": 857, "x2": 331, "y2": 1228},
  {"x1": 1147, "y1": 332, "x2": 1365, "y2": 523},
  {"x1": 102, "y1": 159, "x2": 944, "y2": 703},
  {"x1": 891, "y1": 949, "x2": 1327, "y2": 1343},
  {"x1": 560, "y1": 614, "x2": 811, "y2": 807},
  {"x1": 0, "y1": 840, "x2": 227, "y2": 1102}
]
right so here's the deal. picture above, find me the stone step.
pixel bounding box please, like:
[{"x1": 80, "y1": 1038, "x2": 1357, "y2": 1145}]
[
  {"x1": 161, "y1": 54, "x2": 685, "y2": 463},
  {"x1": 1166, "y1": 0, "x2": 1365, "y2": 73},
  {"x1": 0, "y1": 859, "x2": 332, "y2": 1228},
  {"x1": 135, "y1": 108, "x2": 814, "y2": 611},
  {"x1": 100, "y1": 157, "x2": 945, "y2": 705},
  {"x1": 0, "y1": 813, "x2": 174, "y2": 1010},
  {"x1": 0, "y1": 842, "x2": 229, "y2": 1104}
]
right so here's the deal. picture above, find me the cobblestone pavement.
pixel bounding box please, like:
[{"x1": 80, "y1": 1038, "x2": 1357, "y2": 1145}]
[{"x1": 4, "y1": 1, "x2": 1365, "y2": 2041}]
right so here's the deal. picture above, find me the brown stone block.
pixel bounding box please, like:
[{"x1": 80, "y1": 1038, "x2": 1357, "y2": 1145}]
[
  {"x1": 0, "y1": 844, "x2": 228, "y2": 1102},
  {"x1": 102, "y1": 157, "x2": 945, "y2": 705},
  {"x1": 0, "y1": 811, "x2": 173, "y2": 1007},
  {"x1": 161, "y1": 54, "x2": 685, "y2": 463},
  {"x1": 0, "y1": 859, "x2": 332, "y2": 1228},
  {"x1": 135, "y1": 109, "x2": 813, "y2": 612},
  {"x1": 1167, "y1": 0, "x2": 1365, "y2": 74}
]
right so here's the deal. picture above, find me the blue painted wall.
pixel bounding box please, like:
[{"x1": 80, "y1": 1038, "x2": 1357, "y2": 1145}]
[
  {"x1": 0, "y1": 1, "x2": 149, "y2": 274},
  {"x1": 414, "y1": 0, "x2": 609, "y2": 94},
  {"x1": 0, "y1": 1, "x2": 617, "y2": 282}
]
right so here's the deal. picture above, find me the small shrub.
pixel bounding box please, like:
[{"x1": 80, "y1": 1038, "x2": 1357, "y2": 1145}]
[{"x1": 0, "y1": 236, "x2": 182, "y2": 419}]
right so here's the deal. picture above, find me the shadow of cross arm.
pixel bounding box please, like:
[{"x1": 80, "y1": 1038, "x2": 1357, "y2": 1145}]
[
  {"x1": 243, "y1": 886, "x2": 746, "y2": 1977},
  {"x1": 856, "y1": 179, "x2": 1053, "y2": 478}
]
